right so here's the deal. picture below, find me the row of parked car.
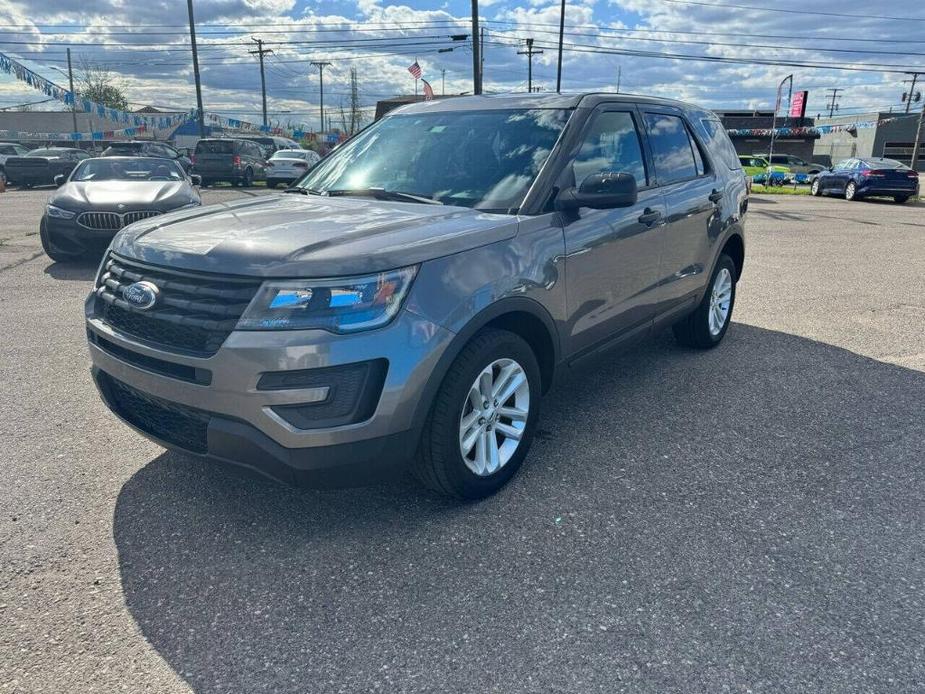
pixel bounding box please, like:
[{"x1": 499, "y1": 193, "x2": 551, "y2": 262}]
[{"x1": 0, "y1": 136, "x2": 321, "y2": 189}]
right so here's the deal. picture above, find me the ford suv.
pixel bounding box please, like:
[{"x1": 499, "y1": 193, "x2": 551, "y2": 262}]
[{"x1": 86, "y1": 93, "x2": 747, "y2": 499}]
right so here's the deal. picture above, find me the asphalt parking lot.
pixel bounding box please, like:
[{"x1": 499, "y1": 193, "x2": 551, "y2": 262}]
[{"x1": 1, "y1": 189, "x2": 923, "y2": 693}]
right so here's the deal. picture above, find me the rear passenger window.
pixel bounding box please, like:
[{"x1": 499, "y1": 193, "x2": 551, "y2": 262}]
[
  {"x1": 573, "y1": 111, "x2": 647, "y2": 188},
  {"x1": 701, "y1": 118, "x2": 741, "y2": 172},
  {"x1": 644, "y1": 113, "x2": 700, "y2": 184}
]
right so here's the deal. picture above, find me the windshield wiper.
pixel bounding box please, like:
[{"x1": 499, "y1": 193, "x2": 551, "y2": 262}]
[
  {"x1": 283, "y1": 187, "x2": 322, "y2": 195},
  {"x1": 325, "y1": 188, "x2": 443, "y2": 205}
]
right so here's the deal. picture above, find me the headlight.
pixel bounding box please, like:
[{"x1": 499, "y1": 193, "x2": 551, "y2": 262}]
[
  {"x1": 46, "y1": 204, "x2": 76, "y2": 220},
  {"x1": 237, "y1": 266, "x2": 417, "y2": 333}
]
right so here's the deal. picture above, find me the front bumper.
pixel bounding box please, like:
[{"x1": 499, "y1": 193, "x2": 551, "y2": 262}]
[
  {"x1": 86, "y1": 298, "x2": 455, "y2": 484},
  {"x1": 45, "y1": 215, "x2": 117, "y2": 253}
]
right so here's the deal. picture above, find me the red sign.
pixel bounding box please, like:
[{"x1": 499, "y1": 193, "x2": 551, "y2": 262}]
[{"x1": 790, "y1": 91, "x2": 808, "y2": 119}]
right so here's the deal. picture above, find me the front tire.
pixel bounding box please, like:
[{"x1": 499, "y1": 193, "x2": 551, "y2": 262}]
[
  {"x1": 414, "y1": 328, "x2": 541, "y2": 499},
  {"x1": 40, "y1": 217, "x2": 85, "y2": 263},
  {"x1": 845, "y1": 181, "x2": 858, "y2": 201},
  {"x1": 811, "y1": 178, "x2": 822, "y2": 196},
  {"x1": 673, "y1": 254, "x2": 737, "y2": 349}
]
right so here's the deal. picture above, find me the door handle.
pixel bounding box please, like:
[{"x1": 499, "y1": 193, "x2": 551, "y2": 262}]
[
  {"x1": 638, "y1": 208, "x2": 662, "y2": 226},
  {"x1": 708, "y1": 189, "x2": 723, "y2": 203}
]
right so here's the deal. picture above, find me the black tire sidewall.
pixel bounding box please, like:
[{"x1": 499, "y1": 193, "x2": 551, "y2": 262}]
[
  {"x1": 693, "y1": 255, "x2": 737, "y2": 347},
  {"x1": 424, "y1": 330, "x2": 541, "y2": 499},
  {"x1": 811, "y1": 179, "x2": 820, "y2": 196}
]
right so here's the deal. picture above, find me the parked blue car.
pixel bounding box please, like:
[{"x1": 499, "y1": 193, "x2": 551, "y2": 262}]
[{"x1": 811, "y1": 157, "x2": 920, "y2": 203}]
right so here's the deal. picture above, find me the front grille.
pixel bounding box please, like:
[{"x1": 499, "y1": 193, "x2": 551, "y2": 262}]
[
  {"x1": 89, "y1": 331, "x2": 212, "y2": 385},
  {"x1": 99, "y1": 372, "x2": 210, "y2": 453},
  {"x1": 78, "y1": 210, "x2": 162, "y2": 231},
  {"x1": 95, "y1": 253, "x2": 261, "y2": 357}
]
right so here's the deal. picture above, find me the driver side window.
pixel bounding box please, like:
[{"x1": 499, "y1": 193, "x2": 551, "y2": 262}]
[{"x1": 572, "y1": 111, "x2": 647, "y2": 189}]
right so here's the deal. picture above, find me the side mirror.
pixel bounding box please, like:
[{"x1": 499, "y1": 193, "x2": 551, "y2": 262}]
[
  {"x1": 556, "y1": 172, "x2": 638, "y2": 211},
  {"x1": 54, "y1": 174, "x2": 65, "y2": 186},
  {"x1": 190, "y1": 174, "x2": 202, "y2": 186}
]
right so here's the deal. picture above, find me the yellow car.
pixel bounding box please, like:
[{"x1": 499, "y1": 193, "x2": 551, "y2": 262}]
[{"x1": 739, "y1": 156, "x2": 791, "y2": 185}]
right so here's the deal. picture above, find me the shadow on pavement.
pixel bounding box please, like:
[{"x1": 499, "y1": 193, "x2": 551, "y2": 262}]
[
  {"x1": 43, "y1": 260, "x2": 100, "y2": 281},
  {"x1": 113, "y1": 324, "x2": 925, "y2": 693}
]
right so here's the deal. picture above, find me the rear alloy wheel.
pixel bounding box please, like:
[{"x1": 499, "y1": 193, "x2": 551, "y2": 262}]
[
  {"x1": 673, "y1": 253, "x2": 737, "y2": 349},
  {"x1": 414, "y1": 328, "x2": 540, "y2": 499},
  {"x1": 811, "y1": 178, "x2": 822, "y2": 196},
  {"x1": 845, "y1": 181, "x2": 858, "y2": 201}
]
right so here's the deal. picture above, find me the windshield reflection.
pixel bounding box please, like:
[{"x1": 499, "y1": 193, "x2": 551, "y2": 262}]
[{"x1": 298, "y1": 109, "x2": 571, "y2": 213}]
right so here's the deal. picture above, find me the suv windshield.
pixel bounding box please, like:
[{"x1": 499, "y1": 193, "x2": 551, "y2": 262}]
[
  {"x1": 296, "y1": 108, "x2": 571, "y2": 212},
  {"x1": 71, "y1": 158, "x2": 183, "y2": 181}
]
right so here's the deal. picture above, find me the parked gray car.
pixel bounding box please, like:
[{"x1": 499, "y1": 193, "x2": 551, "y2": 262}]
[
  {"x1": 86, "y1": 93, "x2": 747, "y2": 499},
  {"x1": 42, "y1": 157, "x2": 201, "y2": 262}
]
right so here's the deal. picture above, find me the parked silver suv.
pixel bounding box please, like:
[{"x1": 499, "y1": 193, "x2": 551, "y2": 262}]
[{"x1": 86, "y1": 93, "x2": 747, "y2": 498}]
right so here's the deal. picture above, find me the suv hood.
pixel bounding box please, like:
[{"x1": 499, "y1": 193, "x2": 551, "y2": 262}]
[{"x1": 111, "y1": 193, "x2": 520, "y2": 277}]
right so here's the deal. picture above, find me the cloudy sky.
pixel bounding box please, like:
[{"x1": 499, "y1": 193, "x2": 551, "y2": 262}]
[{"x1": 1, "y1": 0, "x2": 924, "y2": 130}]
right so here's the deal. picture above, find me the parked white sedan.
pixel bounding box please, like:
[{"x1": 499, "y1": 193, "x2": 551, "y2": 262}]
[{"x1": 266, "y1": 149, "x2": 321, "y2": 188}]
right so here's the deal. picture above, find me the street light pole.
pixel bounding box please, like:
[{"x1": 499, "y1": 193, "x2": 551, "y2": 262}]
[
  {"x1": 471, "y1": 0, "x2": 481, "y2": 94},
  {"x1": 556, "y1": 0, "x2": 566, "y2": 93},
  {"x1": 186, "y1": 0, "x2": 205, "y2": 138},
  {"x1": 66, "y1": 48, "x2": 78, "y2": 135}
]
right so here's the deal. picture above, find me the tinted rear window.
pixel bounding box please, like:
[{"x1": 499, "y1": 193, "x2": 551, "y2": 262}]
[
  {"x1": 644, "y1": 113, "x2": 698, "y2": 183},
  {"x1": 25, "y1": 149, "x2": 64, "y2": 157},
  {"x1": 196, "y1": 140, "x2": 236, "y2": 154},
  {"x1": 701, "y1": 119, "x2": 742, "y2": 170},
  {"x1": 866, "y1": 158, "x2": 908, "y2": 170}
]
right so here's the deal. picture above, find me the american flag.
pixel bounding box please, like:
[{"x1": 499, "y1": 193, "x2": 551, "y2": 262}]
[
  {"x1": 407, "y1": 61, "x2": 422, "y2": 79},
  {"x1": 422, "y1": 79, "x2": 434, "y2": 101}
]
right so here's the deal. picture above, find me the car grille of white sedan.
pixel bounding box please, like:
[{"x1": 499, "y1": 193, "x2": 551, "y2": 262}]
[{"x1": 77, "y1": 210, "x2": 163, "y2": 231}]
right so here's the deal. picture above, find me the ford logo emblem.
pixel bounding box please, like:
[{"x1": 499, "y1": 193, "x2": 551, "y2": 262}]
[{"x1": 122, "y1": 281, "x2": 159, "y2": 310}]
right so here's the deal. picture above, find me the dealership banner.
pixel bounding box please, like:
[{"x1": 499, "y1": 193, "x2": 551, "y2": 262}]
[
  {"x1": 726, "y1": 113, "x2": 916, "y2": 137},
  {"x1": 0, "y1": 52, "x2": 192, "y2": 132},
  {"x1": 0, "y1": 124, "x2": 149, "y2": 140}
]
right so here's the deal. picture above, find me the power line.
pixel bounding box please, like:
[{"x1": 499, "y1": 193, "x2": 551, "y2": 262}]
[{"x1": 655, "y1": 0, "x2": 925, "y2": 22}]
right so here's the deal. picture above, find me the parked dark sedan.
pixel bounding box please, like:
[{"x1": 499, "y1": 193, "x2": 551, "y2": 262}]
[
  {"x1": 5, "y1": 147, "x2": 91, "y2": 187},
  {"x1": 811, "y1": 157, "x2": 920, "y2": 203},
  {"x1": 40, "y1": 157, "x2": 202, "y2": 262},
  {"x1": 101, "y1": 141, "x2": 192, "y2": 173}
]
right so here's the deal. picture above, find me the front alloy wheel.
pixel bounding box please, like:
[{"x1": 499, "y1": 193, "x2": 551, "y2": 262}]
[
  {"x1": 811, "y1": 178, "x2": 821, "y2": 196},
  {"x1": 845, "y1": 181, "x2": 857, "y2": 200},
  {"x1": 458, "y1": 358, "x2": 530, "y2": 477},
  {"x1": 708, "y1": 267, "x2": 733, "y2": 337},
  {"x1": 414, "y1": 328, "x2": 540, "y2": 499}
]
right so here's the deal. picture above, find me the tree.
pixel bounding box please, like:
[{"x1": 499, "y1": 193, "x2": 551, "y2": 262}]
[{"x1": 77, "y1": 59, "x2": 129, "y2": 111}]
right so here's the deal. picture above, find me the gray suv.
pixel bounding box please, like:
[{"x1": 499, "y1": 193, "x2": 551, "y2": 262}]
[{"x1": 86, "y1": 93, "x2": 747, "y2": 499}]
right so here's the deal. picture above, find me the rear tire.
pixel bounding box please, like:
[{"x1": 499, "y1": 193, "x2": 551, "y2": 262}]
[
  {"x1": 893, "y1": 195, "x2": 909, "y2": 204},
  {"x1": 845, "y1": 181, "x2": 858, "y2": 201},
  {"x1": 40, "y1": 217, "x2": 85, "y2": 263},
  {"x1": 673, "y1": 254, "x2": 737, "y2": 349},
  {"x1": 413, "y1": 328, "x2": 541, "y2": 500}
]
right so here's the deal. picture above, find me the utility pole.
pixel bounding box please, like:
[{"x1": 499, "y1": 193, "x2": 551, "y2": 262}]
[
  {"x1": 480, "y1": 27, "x2": 485, "y2": 90},
  {"x1": 616, "y1": 65, "x2": 621, "y2": 93},
  {"x1": 518, "y1": 38, "x2": 543, "y2": 94},
  {"x1": 441, "y1": 68, "x2": 446, "y2": 96},
  {"x1": 310, "y1": 61, "x2": 332, "y2": 133},
  {"x1": 66, "y1": 47, "x2": 77, "y2": 135},
  {"x1": 556, "y1": 0, "x2": 565, "y2": 93},
  {"x1": 825, "y1": 88, "x2": 842, "y2": 118},
  {"x1": 349, "y1": 67, "x2": 360, "y2": 135},
  {"x1": 911, "y1": 93, "x2": 925, "y2": 173},
  {"x1": 250, "y1": 38, "x2": 272, "y2": 128},
  {"x1": 902, "y1": 72, "x2": 922, "y2": 115},
  {"x1": 186, "y1": 0, "x2": 205, "y2": 138},
  {"x1": 471, "y1": 0, "x2": 481, "y2": 94}
]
